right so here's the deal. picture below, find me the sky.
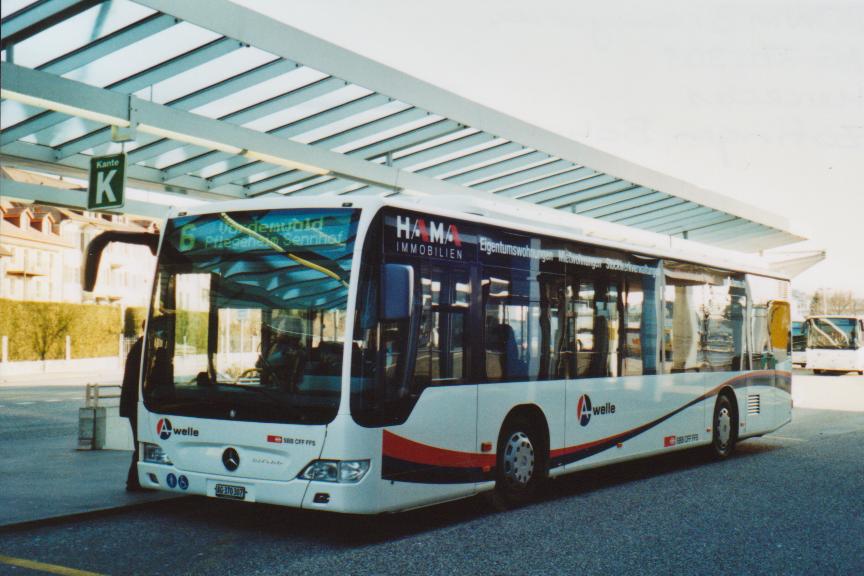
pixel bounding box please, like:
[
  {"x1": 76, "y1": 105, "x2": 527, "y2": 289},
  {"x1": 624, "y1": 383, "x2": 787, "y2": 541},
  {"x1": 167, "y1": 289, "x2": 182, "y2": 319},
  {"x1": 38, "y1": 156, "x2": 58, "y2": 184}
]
[{"x1": 233, "y1": 0, "x2": 863, "y2": 295}]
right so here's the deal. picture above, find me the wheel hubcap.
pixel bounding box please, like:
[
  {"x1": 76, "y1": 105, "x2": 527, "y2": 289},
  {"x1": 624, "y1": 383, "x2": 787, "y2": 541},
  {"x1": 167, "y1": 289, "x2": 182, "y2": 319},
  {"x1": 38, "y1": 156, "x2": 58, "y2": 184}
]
[
  {"x1": 503, "y1": 432, "x2": 535, "y2": 487},
  {"x1": 717, "y1": 406, "x2": 731, "y2": 448}
]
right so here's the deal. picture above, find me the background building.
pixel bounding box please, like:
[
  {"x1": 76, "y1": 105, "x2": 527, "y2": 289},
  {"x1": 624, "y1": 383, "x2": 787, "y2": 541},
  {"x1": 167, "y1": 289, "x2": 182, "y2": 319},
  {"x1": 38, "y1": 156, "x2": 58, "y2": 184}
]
[{"x1": 0, "y1": 167, "x2": 158, "y2": 309}]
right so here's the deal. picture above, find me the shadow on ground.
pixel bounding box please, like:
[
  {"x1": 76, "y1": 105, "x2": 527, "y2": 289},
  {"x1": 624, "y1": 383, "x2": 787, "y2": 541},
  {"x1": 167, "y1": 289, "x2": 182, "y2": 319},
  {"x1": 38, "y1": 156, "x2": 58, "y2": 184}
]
[{"x1": 131, "y1": 439, "x2": 782, "y2": 548}]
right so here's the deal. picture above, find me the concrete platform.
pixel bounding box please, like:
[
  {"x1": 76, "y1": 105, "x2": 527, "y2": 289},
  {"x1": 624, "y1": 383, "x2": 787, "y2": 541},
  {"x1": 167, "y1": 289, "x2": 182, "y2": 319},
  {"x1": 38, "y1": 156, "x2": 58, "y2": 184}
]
[{"x1": 0, "y1": 384, "x2": 175, "y2": 529}]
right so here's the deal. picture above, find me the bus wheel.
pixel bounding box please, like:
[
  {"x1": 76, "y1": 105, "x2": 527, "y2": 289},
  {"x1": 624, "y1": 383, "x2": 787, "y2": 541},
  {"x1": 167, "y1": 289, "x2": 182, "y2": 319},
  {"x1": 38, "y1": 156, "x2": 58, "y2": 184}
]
[
  {"x1": 709, "y1": 394, "x2": 737, "y2": 459},
  {"x1": 493, "y1": 417, "x2": 543, "y2": 507}
]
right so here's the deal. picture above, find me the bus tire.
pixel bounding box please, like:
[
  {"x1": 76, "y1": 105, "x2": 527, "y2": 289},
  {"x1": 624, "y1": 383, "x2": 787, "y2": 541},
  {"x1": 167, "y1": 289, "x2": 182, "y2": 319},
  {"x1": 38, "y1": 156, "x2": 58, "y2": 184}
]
[
  {"x1": 492, "y1": 415, "x2": 545, "y2": 507},
  {"x1": 709, "y1": 394, "x2": 737, "y2": 459}
]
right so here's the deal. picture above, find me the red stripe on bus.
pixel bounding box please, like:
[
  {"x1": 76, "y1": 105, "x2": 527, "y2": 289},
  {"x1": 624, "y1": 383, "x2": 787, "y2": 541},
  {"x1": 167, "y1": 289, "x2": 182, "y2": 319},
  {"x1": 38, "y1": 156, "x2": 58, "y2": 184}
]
[
  {"x1": 383, "y1": 430, "x2": 496, "y2": 469},
  {"x1": 386, "y1": 370, "x2": 789, "y2": 471}
]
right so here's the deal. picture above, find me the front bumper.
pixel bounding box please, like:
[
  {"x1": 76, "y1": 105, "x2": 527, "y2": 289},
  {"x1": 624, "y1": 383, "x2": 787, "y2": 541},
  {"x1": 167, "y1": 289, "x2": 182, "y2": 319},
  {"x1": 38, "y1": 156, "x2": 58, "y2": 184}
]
[{"x1": 137, "y1": 462, "x2": 379, "y2": 514}]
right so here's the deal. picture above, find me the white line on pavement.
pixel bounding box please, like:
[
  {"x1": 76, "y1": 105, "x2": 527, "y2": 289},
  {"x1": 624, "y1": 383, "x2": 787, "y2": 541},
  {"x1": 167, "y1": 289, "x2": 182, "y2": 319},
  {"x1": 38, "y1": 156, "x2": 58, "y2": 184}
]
[
  {"x1": 763, "y1": 435, "x2": 807, "y2": 443},
  {"x1": 15, "y1": 401, "x2": 35, "y2": 405}
]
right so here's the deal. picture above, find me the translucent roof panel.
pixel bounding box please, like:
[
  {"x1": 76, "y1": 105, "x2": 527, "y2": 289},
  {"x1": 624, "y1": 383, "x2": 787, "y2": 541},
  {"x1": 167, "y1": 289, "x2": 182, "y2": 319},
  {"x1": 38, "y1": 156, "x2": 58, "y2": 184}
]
[
  {"x1": 1, "y1": 0, "x2": 40, "y2": 20},
  {"x1": 132, "y1": 48, "x2": 278, "y2": 106},
  {"x1": 62, "y1": 23, "x2": 221, "y2": 88},
  {"x1": 5, "y1": 1, "x2": 155, "y2": 69},
  {"x1": 0, "y1": 0, "x2": 806, "y2": 252}
]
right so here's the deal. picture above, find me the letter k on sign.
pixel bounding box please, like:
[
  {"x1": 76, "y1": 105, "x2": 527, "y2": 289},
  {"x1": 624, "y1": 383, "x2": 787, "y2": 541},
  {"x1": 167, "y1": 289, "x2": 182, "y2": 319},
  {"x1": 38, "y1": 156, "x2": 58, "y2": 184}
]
[{"x1": 88, "y1": 153, "x2": 126, "y2": 210}]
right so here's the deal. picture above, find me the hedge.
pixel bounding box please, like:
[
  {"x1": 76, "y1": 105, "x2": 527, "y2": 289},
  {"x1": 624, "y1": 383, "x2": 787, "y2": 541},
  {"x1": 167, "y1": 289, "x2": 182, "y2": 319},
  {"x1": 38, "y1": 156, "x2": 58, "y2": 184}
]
[
  {"x1": 124, "y1": 306, "x2": 148, "y2": 337},
  {"x1": 176, "y1": 310, "x2": 209, "y2": 353},
  {"x1": 0, "y1": 299, "x2": 122, "y2": 361}
]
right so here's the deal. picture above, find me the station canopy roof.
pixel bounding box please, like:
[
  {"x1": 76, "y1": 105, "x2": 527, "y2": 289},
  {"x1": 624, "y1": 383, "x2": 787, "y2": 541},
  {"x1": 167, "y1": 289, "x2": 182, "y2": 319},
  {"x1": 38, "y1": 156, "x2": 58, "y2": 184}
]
[{"x1": 1, "y1": 0, "x2": 807, "y2": 252}]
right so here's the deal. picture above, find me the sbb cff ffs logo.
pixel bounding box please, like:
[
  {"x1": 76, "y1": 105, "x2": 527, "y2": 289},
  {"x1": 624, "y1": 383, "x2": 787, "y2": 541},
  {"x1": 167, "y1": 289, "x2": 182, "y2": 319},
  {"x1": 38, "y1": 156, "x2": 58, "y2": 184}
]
[
  {"x1": 576, "y1": 394, "x2": 616, "y2": 427},
  {"x1": 156, "y1": 418, "x2": 199, "y2": 439}
]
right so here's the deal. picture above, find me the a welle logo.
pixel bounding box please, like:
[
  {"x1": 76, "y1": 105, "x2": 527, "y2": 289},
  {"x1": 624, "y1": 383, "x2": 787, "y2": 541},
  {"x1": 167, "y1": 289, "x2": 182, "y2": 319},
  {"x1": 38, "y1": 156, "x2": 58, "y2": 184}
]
[
  {"x1": 156, "y1": 418, "x2": 199, "y2": 440},
  {"x1": 394, "y1": 215, "x2": 464, "y2": 260},
  {"x1": 577, "y1": 394, "x2": 616, "y2": 427}
]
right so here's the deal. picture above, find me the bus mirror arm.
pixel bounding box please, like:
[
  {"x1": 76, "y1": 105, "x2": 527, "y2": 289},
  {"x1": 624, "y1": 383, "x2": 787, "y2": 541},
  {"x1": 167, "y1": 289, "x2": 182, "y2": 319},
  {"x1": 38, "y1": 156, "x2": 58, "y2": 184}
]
[
  {"x1": 83, "y1": 231, "x2": 159, "y2": 292},
  {"x1": 381, "y1": 263, "x2": 414, "y2": 321}
]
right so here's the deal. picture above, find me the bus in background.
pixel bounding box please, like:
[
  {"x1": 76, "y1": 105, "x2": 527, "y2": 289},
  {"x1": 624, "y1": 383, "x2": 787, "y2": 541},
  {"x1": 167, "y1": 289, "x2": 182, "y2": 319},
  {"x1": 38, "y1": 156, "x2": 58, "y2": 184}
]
[
  {"x1": 86, "y1": 195, "x2": 793, "y2": 514},
  {"x1": 791, "y1": 318, "x2": 807, "y2": 366},
  {"x1": 806, "y1": 315, "x2": 864, "y2": 375}
]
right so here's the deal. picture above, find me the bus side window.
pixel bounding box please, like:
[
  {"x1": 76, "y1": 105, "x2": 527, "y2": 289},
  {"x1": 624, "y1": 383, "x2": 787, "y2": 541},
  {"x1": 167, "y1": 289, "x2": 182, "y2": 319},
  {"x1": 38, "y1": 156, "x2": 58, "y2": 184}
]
[
  {"x1": 412, "y1": 265, "x2": 470, "y2": 388},
  {"x1": 483, "y1": 267, "x2": 530, "y2": 381},
  {"x1": 623, "y1": 280, "x2": 644, "y2": 376},
  {"x1": 482, "y1": 267, "x2": 566, "y2": 382},
  {"x1": 567, "y1": 271, "x2": 619, "y2": 379}
]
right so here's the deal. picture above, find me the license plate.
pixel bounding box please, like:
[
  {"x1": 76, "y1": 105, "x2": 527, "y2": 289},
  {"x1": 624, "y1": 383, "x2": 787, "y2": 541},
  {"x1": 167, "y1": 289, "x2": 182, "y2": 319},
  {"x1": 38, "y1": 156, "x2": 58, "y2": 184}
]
[{"x1": 214, "y1": 483, "x2": 246, "y2": 500}]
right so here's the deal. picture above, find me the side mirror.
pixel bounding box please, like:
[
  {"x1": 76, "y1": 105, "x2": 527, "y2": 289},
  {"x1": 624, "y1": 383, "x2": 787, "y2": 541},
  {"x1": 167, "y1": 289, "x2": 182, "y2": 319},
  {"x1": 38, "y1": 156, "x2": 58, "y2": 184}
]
[
  {"x1": 381, "y1": 263, "x2": 414, "y2": 321},
  {"x1": 84, "y1": 231, "x2": 159, "y2": 292}
]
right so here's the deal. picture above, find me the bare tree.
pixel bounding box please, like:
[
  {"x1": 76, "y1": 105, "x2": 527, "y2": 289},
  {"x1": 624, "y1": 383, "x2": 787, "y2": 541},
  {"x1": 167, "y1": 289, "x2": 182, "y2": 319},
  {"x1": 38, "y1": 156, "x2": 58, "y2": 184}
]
[
  {"x1": 809, "y1": 291, "x2": 824, "y2": 316},
  {"x1": 29, "y1": 306, "x2": 78, "y2": 361},
  {"x1": 808, "y1": 289, "x2": 862, "y2": 316}
]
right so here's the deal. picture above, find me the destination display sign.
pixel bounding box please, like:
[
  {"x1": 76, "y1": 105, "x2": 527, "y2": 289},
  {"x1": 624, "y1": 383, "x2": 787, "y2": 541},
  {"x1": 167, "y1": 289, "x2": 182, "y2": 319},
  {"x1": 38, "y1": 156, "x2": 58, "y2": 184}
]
[{"x1": 172, "y1": 209, "x2": 357, "y2": 256}]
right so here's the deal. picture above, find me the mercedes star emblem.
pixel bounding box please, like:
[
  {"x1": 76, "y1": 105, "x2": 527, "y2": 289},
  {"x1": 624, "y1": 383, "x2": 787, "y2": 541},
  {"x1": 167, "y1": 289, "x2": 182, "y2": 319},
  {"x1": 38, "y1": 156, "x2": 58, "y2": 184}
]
[{"x1": 222, "y1": 447, "x2": 240, "y2": 472}]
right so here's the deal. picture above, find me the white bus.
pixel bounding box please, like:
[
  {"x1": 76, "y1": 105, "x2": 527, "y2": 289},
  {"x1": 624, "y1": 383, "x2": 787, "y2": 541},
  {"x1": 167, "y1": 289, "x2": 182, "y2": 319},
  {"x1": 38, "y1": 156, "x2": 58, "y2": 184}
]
[
  {"x1": 90, "y1": 195, "x2": 793, "y2": 513},
  {"x1": 791, "y1": 319, "x2": 807, "y2": 366},
  {"x1": 805, "y1": 315, "x2": 864, "y2": 375}
]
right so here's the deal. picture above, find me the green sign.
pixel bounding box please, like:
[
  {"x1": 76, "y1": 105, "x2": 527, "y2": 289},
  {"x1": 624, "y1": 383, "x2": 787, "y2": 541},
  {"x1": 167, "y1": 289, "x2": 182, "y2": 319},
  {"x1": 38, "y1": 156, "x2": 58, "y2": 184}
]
[{"x1": 88, "y1": 153, "x2": 126, "y2": 210}]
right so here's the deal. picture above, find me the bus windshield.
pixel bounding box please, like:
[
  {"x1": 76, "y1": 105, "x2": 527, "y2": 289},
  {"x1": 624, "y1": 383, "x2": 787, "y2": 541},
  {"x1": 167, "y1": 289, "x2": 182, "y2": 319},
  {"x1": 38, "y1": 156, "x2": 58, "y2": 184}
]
[
  {"x1": 807, "y1": 317, "x2": 858, "y2": 350},
  {"x1": 142, "y1": 208, "x2": 359, "y2": 425}
]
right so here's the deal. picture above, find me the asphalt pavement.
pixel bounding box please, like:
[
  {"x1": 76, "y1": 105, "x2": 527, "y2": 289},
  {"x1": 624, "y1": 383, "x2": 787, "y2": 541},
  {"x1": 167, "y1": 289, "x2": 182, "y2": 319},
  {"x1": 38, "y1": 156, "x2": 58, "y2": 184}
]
[
  {"x1": 0, "y1": 386, "x2": 174, "y2": 527},
  {"x1": 0, "y1": 372, "x2": 862, "y2": 575},
  {"x1": 0, "y1": 407, "x2": 861, "y2": 575}
]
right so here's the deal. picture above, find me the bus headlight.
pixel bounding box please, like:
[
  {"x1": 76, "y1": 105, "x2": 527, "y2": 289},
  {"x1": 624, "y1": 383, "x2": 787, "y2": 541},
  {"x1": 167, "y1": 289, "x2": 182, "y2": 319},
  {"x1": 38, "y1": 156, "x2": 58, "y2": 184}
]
[
  {"x1": 142, "y1": 443, "x2": 172, "y2": 465},
  {"x1": 299, "y1": 460, "x2": 370, "y2": 483}
]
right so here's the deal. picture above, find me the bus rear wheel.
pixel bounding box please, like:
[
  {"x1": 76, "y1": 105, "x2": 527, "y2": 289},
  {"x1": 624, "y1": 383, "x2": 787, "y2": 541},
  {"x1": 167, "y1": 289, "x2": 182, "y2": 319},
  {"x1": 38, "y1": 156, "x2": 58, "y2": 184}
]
[
  {"x1": 709, "y1": 394, "x2": 737, "y2": 459},
  {"x1": 493, "y1": 416, "x2": 544, "y2": 507}
]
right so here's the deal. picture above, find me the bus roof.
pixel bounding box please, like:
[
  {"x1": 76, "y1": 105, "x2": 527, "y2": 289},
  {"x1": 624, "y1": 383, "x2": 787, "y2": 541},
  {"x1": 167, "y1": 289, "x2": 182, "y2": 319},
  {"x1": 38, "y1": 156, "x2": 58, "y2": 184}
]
[{"x1": 167, "y1": 193, "x2": 793, "y2": 281}]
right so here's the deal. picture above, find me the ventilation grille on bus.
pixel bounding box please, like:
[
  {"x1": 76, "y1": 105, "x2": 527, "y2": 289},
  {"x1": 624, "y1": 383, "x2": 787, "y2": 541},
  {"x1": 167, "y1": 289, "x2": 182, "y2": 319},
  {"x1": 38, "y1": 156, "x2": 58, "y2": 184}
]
[{"x1": 747, "y1": 394, "x2": 761, "y2": 415}]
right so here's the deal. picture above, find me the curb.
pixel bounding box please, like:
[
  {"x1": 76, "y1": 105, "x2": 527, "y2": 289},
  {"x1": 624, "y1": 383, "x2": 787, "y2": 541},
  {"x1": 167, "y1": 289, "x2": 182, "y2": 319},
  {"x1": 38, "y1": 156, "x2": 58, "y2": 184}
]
[{"x1": 0, "y1": 495, "x2": 189, "y2": 533}]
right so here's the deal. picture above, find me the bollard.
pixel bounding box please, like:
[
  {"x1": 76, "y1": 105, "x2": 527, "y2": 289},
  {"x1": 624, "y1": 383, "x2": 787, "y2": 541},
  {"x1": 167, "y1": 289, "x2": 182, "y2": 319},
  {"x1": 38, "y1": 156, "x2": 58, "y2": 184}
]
[
  {"x1": 78, "y1": 406, "x2": 94, "y2": 449},
  {"x1": 77, "y1": 406, "x2": 107, "y2": 450},
  {"x1": 78, "y1": 384, "x2": 107, "y2": 450}
]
